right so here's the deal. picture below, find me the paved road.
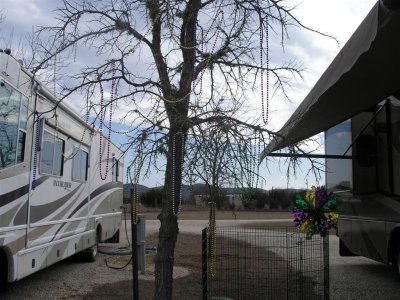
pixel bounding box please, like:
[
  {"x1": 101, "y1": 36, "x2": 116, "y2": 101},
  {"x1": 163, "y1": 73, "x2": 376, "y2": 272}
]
[{"x1": 144, "y1": 218, "x2": 400, "y2": 300}]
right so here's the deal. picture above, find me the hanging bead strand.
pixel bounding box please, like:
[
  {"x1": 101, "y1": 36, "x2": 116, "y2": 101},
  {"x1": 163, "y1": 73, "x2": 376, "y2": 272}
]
[
  {"x1": 208, "y1": 201, "x2": 217, "y2": 278},
  {"x1": 193, "y1": 10, "x2": 224, "y2": 96},
  {"x1": 98, "y1": 61, "x2": 116, "y2": 180},
  {"x1": 255, "y1": 132, "x2": 262, "y2": 189},
  {"x1": 259, "y1": 6, "x2": 270, "y2": 124},
  {"x1": 32, "y1": 111, "x2": 40, "y2": 190},
  {"x1": 133, "y1": 152, "x2": 142, "y2": 225}
]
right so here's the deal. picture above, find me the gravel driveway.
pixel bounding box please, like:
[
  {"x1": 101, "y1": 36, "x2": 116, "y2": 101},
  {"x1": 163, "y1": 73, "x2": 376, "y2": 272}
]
[{"x1": 2, "y1": 218, "x2": 400, "y2": 299}]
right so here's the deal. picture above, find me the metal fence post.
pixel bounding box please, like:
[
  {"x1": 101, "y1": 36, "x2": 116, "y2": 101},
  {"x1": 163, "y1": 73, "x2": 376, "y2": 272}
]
[
  {"x1": 286, "y1": 227, "x2": 289, "y2": 300},
  {"x1": 130, "y1": 191, "x2": 139, "y2": 300},
  {"x1": 137, "y1": 214, "x2": 146, "y2": 274},
  {"x1": 202, "y1": 228, "x2": 208, "y2": 300},
  {"x1": 323, "y1": 235, "x2": 330, "y2": 300}
]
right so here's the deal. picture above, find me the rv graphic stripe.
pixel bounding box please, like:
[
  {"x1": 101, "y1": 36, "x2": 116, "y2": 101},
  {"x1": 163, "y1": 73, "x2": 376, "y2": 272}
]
[
  {"x1": 0, "y1": 184, "x2": 29, "y2": 208},
  {"x1": 0, "y1": 175, "x2": 48, "y2": 208},
  {"x1": 30, "y1": 184, "x2": 82, "y2": 223},
  {"x1": 50, "y1": 196, "x2": 89, "y2": 242},
  {"x1": 14, "y1": 201, "x2": 28, "y2": 225},
  {"x1": 90, "y1": 182, "x2": 123, "y2": 200},
  {"x1": 49, "y1": 182, "x2": 122, "y2": 241},
  {"x1": 0, "y1": 175, "x2": 51, "y2": 209},
  {"x1": 67, "y1": 196, "x2": 88, "y2": 220},
  {"x1": 0, "y1": 176, "x2": 49, "y2": 207}
]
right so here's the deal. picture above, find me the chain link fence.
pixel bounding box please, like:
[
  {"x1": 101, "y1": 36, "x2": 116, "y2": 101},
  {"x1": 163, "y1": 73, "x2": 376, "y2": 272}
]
[{"x1": 202, "y1": 226, "x2": 329, "y2": 300}]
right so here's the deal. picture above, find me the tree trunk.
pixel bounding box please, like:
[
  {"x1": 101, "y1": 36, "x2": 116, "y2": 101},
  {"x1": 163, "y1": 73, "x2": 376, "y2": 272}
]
[
  {"x1": 154, "y1": 211, "x2": 178, "y2": 299},
  {"x1": 154, "y1": 125, "x2": 186, "y2": 299}
]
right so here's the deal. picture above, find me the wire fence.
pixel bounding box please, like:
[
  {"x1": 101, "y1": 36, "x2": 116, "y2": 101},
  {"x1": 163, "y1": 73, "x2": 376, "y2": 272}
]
[{"x1": 202, "y1": 226, "x2": 329, "y2": 300}]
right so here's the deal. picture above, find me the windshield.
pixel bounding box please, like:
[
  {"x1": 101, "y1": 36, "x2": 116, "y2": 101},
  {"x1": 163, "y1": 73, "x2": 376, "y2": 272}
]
[{"x1": 0, "y1": 80, "x2": 28, "y2": 169}]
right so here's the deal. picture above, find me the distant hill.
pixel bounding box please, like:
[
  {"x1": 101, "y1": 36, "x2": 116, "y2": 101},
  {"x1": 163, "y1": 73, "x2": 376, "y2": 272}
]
[
  {"x1": 190, "y1": 183, "x2": 269, "y2": 194},
  {"x1": 123, "y1": 184, "x2": 150, "y2": 198},
  {"x1": 123, "y1": 183, "x2": 192, "y2": 201},
  {"x1": 123, "y1": 183, "x2": 302, "y2": 201}
]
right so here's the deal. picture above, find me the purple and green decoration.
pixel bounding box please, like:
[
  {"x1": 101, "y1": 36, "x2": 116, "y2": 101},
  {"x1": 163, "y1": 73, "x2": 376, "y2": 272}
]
[{"x1": 292, "y1": 186, "x2": 339, "y2": 237}]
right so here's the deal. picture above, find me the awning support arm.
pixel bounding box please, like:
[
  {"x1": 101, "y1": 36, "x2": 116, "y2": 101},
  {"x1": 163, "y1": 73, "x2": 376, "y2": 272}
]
[
  {"x1": 342, "y1": 99, "x2": 387, "y2": 156},
  {"x1": 267, "y1": 153, "x2": 355, "y2": 159}
]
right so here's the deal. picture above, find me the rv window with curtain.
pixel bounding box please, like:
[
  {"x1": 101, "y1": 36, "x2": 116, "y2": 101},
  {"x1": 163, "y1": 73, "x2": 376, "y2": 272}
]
[
  {"x1": 72, "y1": 147, "x2": 88, "y2": 181},
  {"x1": 40, "y1": 130, "x2": 64, "y2": 176},
  {"x1": 0, "y1": 81, "x2": 28, "y2": 169}
]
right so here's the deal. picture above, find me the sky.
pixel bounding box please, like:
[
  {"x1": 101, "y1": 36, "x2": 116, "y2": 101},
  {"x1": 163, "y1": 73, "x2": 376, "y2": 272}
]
[{"x1": 0, "y1": 0, "x2": 377, "y2": 189}]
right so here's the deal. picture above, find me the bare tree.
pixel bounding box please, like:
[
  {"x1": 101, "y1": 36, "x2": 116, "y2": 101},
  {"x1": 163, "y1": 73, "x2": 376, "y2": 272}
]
[
  {"x1": 186, "y1": 115, "x2": 265, "y2": 209},
  {"x1": 29, "y1": 1, "x2": 332, "y2": 298}
]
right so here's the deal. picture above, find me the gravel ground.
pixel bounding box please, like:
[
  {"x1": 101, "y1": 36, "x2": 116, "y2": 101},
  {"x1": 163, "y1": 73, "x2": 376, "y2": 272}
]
[
  {"x1": 2, "y1": 253, "x2": 133, "y2": 299},
  {"x1": 329, "y1": 235, "x2": 400, "y2": 300},
  {"x1": 2, "y1": 216, "x2": 400, "y2": 299}
]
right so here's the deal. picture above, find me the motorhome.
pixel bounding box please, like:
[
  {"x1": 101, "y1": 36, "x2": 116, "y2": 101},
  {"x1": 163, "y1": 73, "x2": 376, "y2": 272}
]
[
  {"x1": 0, "y1": 50, "x2": 123, "y2": 291},
  {"x1": 263, "y1": 1, "x2": 400, "y2": 274}
]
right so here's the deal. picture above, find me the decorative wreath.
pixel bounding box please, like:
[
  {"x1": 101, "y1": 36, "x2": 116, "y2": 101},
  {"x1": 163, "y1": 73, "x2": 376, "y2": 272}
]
[{"x1": 292, "y1": 186, "x2": 339, "y2": 237}]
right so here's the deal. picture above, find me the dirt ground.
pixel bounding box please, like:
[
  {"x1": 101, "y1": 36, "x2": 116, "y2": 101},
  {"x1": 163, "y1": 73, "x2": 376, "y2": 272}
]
[
  {"x1": 80, "y1": 210, "x2": 295, "y2": 299},
  {"x1": 80, "y1": 233, "x2": 203, "y2": 300}
]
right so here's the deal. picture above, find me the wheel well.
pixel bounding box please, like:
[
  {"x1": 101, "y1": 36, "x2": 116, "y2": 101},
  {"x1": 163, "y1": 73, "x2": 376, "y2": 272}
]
[
  {"x1": 96, "y1": 224, "x2": 102, "y2": 243},
  {"x1": 0, "y1": 247, "x2": 8, "y2": 290},
  {"x1": 388, "y1": 227, "x2": 400, "y2": 264}
]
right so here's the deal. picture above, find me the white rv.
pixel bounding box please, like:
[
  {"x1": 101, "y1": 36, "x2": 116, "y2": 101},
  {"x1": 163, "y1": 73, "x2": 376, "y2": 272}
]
[{"x1": 0, "y1": 50, "x2": 124, "y2": 291}]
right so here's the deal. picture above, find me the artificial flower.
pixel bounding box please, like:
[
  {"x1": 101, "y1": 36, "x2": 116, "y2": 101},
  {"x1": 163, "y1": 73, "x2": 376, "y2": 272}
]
[{"x1": 292, "y1": 186, "x2": 339, "y2": 237}]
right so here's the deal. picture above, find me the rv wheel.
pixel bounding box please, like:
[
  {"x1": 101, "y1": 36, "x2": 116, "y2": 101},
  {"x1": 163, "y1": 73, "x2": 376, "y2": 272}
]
[
  {"x1": 0, "y1": 251, "x2": 7, "y2": 292},
  {"x1": 395, "y1": 245, "x2": 400, "y2": 277},
  {"x1": 83, "y1": 231, "x2": 99, "y2": 262},
  {"x1": 0, "y1": 273, "x2": 6, "y2": 293}
]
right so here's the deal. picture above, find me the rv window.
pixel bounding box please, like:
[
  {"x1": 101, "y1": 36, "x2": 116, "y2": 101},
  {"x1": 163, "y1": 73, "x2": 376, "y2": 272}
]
[
  {"x1": 17, "y1": 95, "x2": 29, "y2": 163},
  {"x1": 72, "y1": 147, "x2": 88, "y2": 181},
  {"x1": 19, "y1": 95, "x2": 28, "y2": 130},
  {"x1": 325, "y1": 120, "x2": 353, "y2": 192},
  {"x1": 17, "y1": 132, "x2": 26, "y2": 163},
  {"x1": 0, "y1": 81, "x2": 26, "y2": 170},
  {"x1": 40, "y1": 130, "x2": 64, "y2": 176}
]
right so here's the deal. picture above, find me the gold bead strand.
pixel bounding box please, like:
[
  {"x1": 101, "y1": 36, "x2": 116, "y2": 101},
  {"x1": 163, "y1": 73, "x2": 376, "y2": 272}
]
[
  {"x1": 193, "y1": 9, "x2": 224, "y2": 96},
  {"x1": 259, "y1": 3, "x2": 270, "y2": 124},
  {"x1": 98, "y1": 61, "x2": 116, "y2": 180},
  {"x1": 209, "y1": 201, "x2": 217, "y2": 278},
  {"x1": 133, "y1": 153, "x2": 142, "y2": 225},
  {"x1": 171, "y1": 132, "x2": 185, "y2": 216}
]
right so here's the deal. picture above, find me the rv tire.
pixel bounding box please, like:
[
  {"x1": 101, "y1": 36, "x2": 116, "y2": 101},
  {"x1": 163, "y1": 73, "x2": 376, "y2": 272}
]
[
  {"x1": 395, "y1": 244, "x2": 400, "y2": 277},
  {"x1": 0, "y1": 250, "x2": 7, "y2": 292},
  {"x1": 82, "y1": 231, "x2": 99, "y2": 262}
]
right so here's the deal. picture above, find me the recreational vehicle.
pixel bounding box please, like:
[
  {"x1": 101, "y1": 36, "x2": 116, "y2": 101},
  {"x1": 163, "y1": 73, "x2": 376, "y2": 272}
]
[
  {"x1": 263, "y1": 1, "x2": 400, "y2": 273},
  {"x1": 0, "y1": 50, "x2": 123, "y2": 291}
]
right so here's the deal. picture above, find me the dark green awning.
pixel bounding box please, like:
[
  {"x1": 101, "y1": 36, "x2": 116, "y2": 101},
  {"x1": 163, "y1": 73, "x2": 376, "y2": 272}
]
[{"x1": 262, "y1": 1, "x2": 400, "y2": 158}]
